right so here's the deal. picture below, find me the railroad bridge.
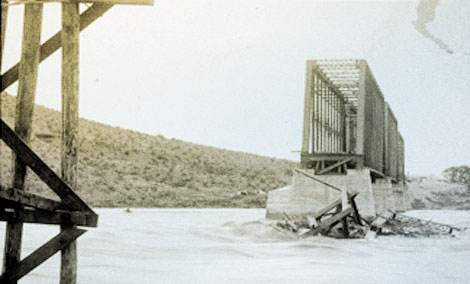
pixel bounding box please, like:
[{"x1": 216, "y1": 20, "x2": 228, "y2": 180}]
[{"x1": 267, "y1": 59, "x2": 408, "y2": 220}]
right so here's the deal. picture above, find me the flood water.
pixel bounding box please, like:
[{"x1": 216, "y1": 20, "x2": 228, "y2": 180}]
[{"x1": 1, "y1": 209, "x2": 470, "y2": 284}]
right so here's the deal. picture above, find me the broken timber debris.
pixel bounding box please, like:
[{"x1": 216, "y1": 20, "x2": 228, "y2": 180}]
[
  {"x1": 375, "y1": 213, "x2": 463, "y2": 237},
  {"x1": 275, "y1": 192, "x2": 368, "y2": 239},
  {"x1": 275, "y1": 203, "x2": 465, "y2": 239}
]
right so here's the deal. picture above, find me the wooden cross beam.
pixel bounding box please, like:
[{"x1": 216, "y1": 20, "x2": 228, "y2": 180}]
[
  {"x1": 1, "y1": 207, "x2": 98, "y2": 227},
  {"x1": 0, "y1": 186, "x2": 65, "y2": 211}
]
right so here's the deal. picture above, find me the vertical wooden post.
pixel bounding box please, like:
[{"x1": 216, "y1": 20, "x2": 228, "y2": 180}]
[
  {"x1": 301, "y1": 61, "x2": 314, "y2": 155},
  {"x1": 384, "y1": 102, "x2": 390, "y2": 176},
  {"x1": 60, "y1": 3, "x2": 80, "y2": 284},
  {"x1": 1, "y1": 2, "x2": 8, "y2": 72},
  {"x1": 317, "y1": 80, "x2": 324, "y2": 152},
  {"x1": 309, "y1": 70, "x2": 317, "y2": 153},
  {"x1": 0, "y1": 2, "x2": 7, "y2": 118},
  {"x1": 315, "y1": 75, "x2": 319, "y2": 152},
  {"x1": 326, "y1": 89, "x2": 330, "y2": 152},
  {"x1": 3, "y1": 5, "x2": 43, "y2": 283},
  {"x1": 12, "y1": 4, "x2": 44, "y2": 189},
  {"x1": 356, "y1": 60, "x2": 366, "y2": 157}
]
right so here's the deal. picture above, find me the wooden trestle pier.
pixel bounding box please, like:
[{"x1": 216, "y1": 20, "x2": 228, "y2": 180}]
[{"x1": 1, "y1": 0, "x2": 152, "y2": 283}]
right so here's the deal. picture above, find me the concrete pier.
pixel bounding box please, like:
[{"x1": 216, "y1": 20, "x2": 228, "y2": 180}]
[
  {"x1": 372, "y1": 178, "x2": 396, "y2": 215},
  {"x1": 266, "y1": 168, "x2": 413, "y2": 220},
  {"x1": 266, "y1": 169, "x2": 376, "y2": 220},
  {"x1": 393, "y1": 184, "x2": 407, "y2": 212}
]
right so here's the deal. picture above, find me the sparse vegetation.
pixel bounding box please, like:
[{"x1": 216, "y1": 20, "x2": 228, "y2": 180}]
[
  {"x1": 443, "y1": 165, "x2": 470, "y2": 192},
  {"x1": 410, "y1": 198, "x2": 426, "y2": 210},
  {"x1": 0, "y1": 93, "x2": 297, "y2": 207},
  {"x1": 408, "y1": 176, "x2": 470, "y2": 210}
]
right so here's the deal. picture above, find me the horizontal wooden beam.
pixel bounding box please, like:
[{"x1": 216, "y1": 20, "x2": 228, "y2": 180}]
[
  {"x1": 0, "y1": 207, "x2": 98, "y2": 227},
  {"x1": 3, "y1": 0, "x2": 152, "y2": 6},
  {"x1": 0, "y1": 227, "x2": 85, "y2": 282},
  {"x1": 1, "y1": 3, "x2": 114, "y2": 91},
  {"x1": 0, "y1": 186, "x2": 65, "y2": 211},
  {"x1": 0, "y1": 119, "x2": 93, "y2": 213},
  {"x1": 302, "y1": 153, "x2": 362, "y2": 161}
]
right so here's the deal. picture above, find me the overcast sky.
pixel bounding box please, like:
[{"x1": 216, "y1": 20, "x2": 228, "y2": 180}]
[{"x1": 2, "y1": 0, "x2": 469, "y2": 176}]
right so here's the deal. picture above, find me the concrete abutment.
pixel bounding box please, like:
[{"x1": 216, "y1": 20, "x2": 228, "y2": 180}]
[{"x1": 266, "y1": 168, "x2": 410, "y2": 220}]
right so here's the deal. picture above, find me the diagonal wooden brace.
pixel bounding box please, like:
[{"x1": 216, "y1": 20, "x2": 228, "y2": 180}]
[
  {"x1": 316, "y1": 157, "x2": 353, "y2": 175},
  {"x1": 1, "y1": 3, "x2": 114, "y2": 91},
  {"x1": 0, "y1": 227, "x2": 86, "y2": 282},
  {"x1": 0, "y1": 119, "x2": 94, "y2": 213}
]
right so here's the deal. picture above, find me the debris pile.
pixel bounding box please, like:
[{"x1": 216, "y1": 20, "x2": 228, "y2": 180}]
[
  {"x1": 274, "y1": 211, "x2": 463, "y2": 239},
  {"x1": 376, "y1": 214, "x2": 460, "y2": 237},
  {"x1": 274, "y1": 212, "x2": 368, "y2": 239}
]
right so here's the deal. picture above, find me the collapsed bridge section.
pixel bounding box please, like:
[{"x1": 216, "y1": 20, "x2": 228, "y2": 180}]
[
  {"x1": 267, "y1": 59, "x2": 408, "y2": 222},
  {"x1": 301, "y1": 59, "x2": 405, "y2": 182}
]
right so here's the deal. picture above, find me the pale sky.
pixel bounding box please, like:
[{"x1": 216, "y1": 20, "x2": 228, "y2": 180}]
[{"x1": 2, "y1": 0, "x2": 470, "y2": 176}]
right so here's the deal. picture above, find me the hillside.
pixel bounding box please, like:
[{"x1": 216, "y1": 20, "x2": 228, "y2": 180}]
[
  {"x1": 408, "y1": 177, "x2": 470, "y2": 210},
  {"x1": 1, "y1": 93, "x2": 297, "y2": 208}
]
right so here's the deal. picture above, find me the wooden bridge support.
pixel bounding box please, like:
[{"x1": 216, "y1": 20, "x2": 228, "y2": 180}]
[
  {"x1": 3, "y1": 4, "x2": 43, "y2": 282},
  {"x1": 60, "y1": 3, "x2": 80, "y2": 282},
  {"x1": 1, "y1": 0, "x2": 152, "y2": 282}
]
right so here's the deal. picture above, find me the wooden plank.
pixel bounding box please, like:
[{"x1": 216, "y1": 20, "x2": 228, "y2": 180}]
[
  {"x1": 5, "y1": 0, "x2": 152, "y2": 6},
  {"x1": 0, "y1": 186, "x2": 65, "y2": 211},
  {"x1": 0, "y1": 207, "x2": 98, "y2": 227},
  {"x1": 0, "y1": 227, "x2": 85, "y2": 282},
  {"x1": 316, "y1": 207, "x2": 352, "y2": 231},
  {"x1": 0, "y1": 119, "x2": 93, "y2": 213},
  {"x1": 301, "y1": 207, "x2": 353, "y2": 237},
  {"x1": 60, "y1": 3, "x2": 80, "y2": 283},
  {"x1": 1, "y1": 3, "x2": 114, "y2": 92},
  {"x1": 341, "y1": 216, "x2": 349, "y2": 238},
  {"x1": 316, "y1": 157, "x2": 353, "y2": 175},
  {"x1": 349, "y1": 194, "x2": 362, "y2": 225},
  {"x1": 313, "y1": 198, "x2": 342, "y2": 219}
]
